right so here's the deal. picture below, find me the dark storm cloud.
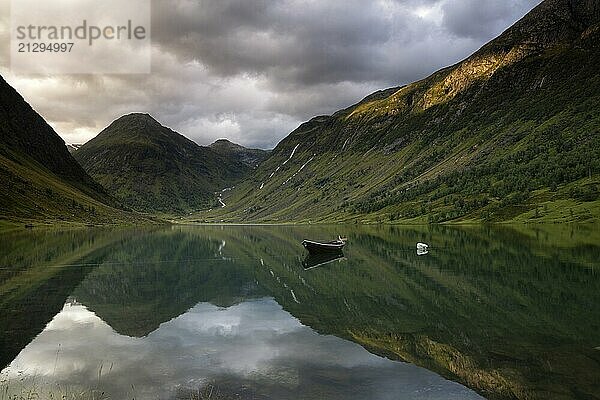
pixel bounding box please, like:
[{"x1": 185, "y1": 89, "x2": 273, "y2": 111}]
[
  {"x1": 151, "y1": 0, "x2": 542, "y2": 90},
  {"x1": 151, "y1": 0, "x2": 394, "y2": 85},
  {"x1": 442, "y1": 0, "x2": 542, "y2": 40},
  {"x1": 1, "y1": 0, "x2": 543, "y2": 148}
]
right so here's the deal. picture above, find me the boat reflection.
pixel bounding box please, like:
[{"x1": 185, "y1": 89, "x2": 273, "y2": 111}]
[{"x1": 302, "y1": 250, "x2": 346, "y2": 270}]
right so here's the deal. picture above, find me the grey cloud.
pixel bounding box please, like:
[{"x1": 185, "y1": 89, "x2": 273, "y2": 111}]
[
  {"x1": 151, "y1": 0, "x2": 542, "y2": 90},
  {"x1": 442, "y1": 0, "x2": 543, "y2": 40},
  {"x1": 151, "y1": 0, "x2": 396, "y2": 85},
  {"x1": 0, "y1": 0, "x2": 542, "y2": 148}
]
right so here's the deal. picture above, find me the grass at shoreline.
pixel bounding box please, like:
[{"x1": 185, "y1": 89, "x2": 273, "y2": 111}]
[
  {"x1": 2, "y1": 195, "x2": 599, "y2": 231},
  {"x1": 177, "y1": 198, "x2": 600, "y2": 226},
  {"x1": 1, "y1": 376, "x2": 245, "y2": 400}
]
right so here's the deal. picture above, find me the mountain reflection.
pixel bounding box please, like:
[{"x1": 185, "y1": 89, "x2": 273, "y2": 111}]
[{"x1": 1, "y1": 224, "x2": 599, "y2": 399}]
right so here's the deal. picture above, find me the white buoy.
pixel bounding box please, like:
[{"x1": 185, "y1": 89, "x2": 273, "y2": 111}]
[{"x1": 417, "y1": 242, "x2": 429, "y2": 256}]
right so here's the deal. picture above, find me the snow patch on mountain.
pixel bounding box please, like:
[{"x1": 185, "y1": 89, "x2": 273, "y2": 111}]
[{"x1": 259, "y1": 144, "x2": 300, "y2": 189}]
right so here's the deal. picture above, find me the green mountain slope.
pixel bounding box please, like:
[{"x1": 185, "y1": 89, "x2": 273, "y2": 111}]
[
  {"x1": 0, "y1": 75, "x2": 138, "y2": 225},
  {"x1": 74, "y1": 114, "x2": 260, "y2": 213},
  {"x1": 203, "y1": 0, "x2": 600, "y2": 224}
]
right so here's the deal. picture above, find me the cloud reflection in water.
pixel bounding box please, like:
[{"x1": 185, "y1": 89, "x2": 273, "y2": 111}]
[{"x1": 3, "y1": 299, "x2": 483, "y2": 400}]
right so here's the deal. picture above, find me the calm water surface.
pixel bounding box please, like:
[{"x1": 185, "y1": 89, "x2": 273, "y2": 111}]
[{"x1": 0, "y1": 224, "x2": 599, "y2": 399}]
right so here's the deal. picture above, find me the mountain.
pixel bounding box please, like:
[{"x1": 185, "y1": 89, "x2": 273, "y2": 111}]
[
  {"x1": 0, "y1": 75, "x2": 134, "y2": 225},
  {"x1": 209, "y1": 139, "x2": 270, "y2": 168},
  {"x1": 204, "y1": 0, "x2": 600, "y2": 224},
  {"x1": 74, "y1": 114, "x2": 260, "y2": 213}
]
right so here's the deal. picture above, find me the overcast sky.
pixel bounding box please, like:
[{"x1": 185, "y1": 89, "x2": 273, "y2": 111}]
[{"x1": 0, "y1": 0, "x2": 541, "y2": 149}]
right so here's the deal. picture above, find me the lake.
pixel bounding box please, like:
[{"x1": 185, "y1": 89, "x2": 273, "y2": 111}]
[{"x1": 0, "y1": 224, "x2": 599, "y2": 399}]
